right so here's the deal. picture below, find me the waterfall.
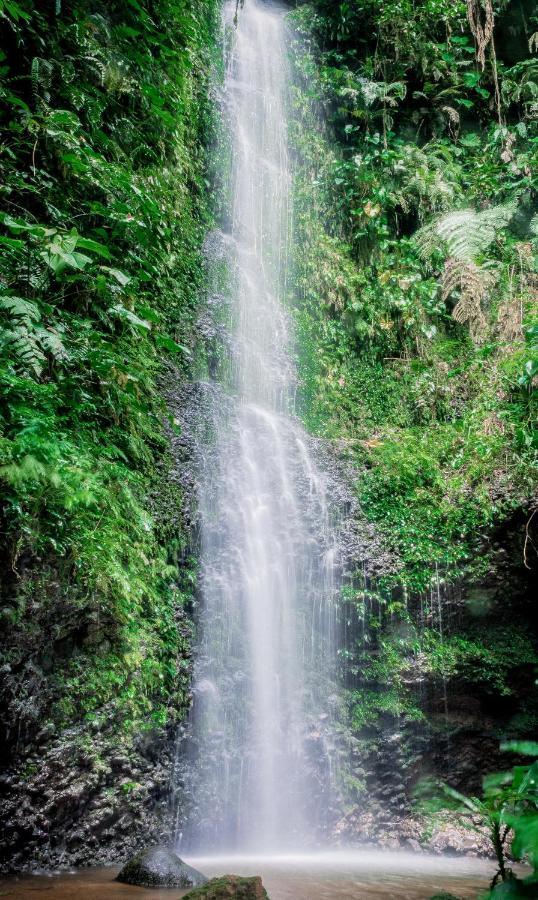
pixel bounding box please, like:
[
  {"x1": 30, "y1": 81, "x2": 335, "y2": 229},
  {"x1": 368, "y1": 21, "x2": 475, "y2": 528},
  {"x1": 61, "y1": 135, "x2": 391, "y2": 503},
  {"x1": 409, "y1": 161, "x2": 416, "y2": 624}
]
[{"x1": 178, "y1": 0, "x2": 346, "y2": 852}]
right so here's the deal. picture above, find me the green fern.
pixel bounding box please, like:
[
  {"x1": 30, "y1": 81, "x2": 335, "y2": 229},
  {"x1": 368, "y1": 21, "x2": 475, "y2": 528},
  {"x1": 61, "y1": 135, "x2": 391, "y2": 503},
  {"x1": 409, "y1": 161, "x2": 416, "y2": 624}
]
[
  {"x1": 3, "y1": 325, "x2": 46, "y2": 376},
  {"x1": 393, "y1": 143, "x2": 463, "y2": 218},
  {"x1": 36, "y1": 327, "x2": 69, "y2": 363},
  {"x1": 31, "y1": 57, "x2": 53, "y2": 103},
  {"x1": 0, "y1": 295, "x2": 40, "y2": 323},
  {"x1": 1, "y1": 296, "x2": 69, "y2": 372},
  {"x1": 416, "y1": 201, "x2": 517, "y2": 262}
]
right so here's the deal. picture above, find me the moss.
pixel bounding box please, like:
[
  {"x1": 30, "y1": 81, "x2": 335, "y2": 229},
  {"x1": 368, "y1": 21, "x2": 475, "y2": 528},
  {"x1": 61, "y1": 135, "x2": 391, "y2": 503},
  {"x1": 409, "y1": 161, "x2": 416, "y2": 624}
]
[{"x1": 182, "y1": 876, "x2": 269, "y2": 900}]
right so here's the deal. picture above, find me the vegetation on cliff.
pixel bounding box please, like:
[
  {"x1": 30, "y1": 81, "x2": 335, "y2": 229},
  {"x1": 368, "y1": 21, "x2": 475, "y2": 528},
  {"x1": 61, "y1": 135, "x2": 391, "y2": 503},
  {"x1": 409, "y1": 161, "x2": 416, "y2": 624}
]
[
  {"x1": 0, "y1": 0, "x2": 218, "y2": 771},
  {"x1": 0, "y1": 0, "x2": 536, "y2": 882},
  {"x1": 288, "y1": 0, "x2": 538, "y2": 839},
  {"x1": 290, "y1": 0, "x2": 536, "y2": 583}
]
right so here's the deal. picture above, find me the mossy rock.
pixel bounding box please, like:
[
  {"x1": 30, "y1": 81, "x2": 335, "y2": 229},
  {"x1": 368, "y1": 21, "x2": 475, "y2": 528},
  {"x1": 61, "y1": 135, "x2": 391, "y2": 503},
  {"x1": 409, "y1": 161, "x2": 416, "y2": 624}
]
[
  {"x1": 429, "y1": 894, "x2": 462, "y2": 900},
  {"x1": 182, "y1": 874, "x2": 269, "y2": 899},
  {"x1": 116, "y1": 845, "x2": 208, "y2": 888}
]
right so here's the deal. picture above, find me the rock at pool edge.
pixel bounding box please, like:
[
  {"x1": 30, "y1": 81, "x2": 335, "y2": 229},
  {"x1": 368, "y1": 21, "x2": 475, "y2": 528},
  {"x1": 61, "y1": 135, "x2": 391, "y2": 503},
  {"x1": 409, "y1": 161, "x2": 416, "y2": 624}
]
[
  {"x1": 182, "y1": 875, "x2": 269, "y2": 899},
  {"x1": 116, "y1": 845, "x2": 208, "y2": 888}
]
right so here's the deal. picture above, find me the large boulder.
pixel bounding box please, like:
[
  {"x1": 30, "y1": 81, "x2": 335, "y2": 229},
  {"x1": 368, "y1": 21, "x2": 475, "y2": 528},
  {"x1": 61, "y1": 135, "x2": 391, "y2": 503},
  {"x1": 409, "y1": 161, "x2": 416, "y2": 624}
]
[
  {"x1": 182, "y1": 874, "x2": 269, "y2": 899},
  {"x1": 116, "y1": 845, "x2": 208, "y2": 888}
]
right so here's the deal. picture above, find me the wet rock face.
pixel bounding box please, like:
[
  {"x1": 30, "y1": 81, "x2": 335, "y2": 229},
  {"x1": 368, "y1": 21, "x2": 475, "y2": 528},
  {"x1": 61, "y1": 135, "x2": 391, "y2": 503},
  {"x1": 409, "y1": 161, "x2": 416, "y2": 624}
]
[
  {"x1": 334, "y1": 809, "x2": 495, "y2": 858},
  {"x1": 117, "y1": 845, "x2": 208, "y2": 888},
  {"x1": 0, "y1": 723, "x2": 176, "y2": 873},
  {"x1": 182, "y1": 875, "x2": 269, "y2": 900}
]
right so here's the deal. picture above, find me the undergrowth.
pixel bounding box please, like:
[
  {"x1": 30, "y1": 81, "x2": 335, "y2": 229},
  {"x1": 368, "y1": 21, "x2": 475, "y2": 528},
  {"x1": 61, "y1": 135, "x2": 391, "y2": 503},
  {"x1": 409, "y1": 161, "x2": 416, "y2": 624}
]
[{"x1": 0, "y1": 0, "x2": 219, "y2": 750}]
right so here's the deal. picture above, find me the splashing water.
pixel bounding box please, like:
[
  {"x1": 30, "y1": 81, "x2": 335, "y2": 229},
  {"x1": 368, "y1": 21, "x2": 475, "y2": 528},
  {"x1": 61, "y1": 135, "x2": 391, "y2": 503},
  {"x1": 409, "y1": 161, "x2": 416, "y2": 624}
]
[{"x1": 179, "y1": 0, "x2": 346, "y2": 852}]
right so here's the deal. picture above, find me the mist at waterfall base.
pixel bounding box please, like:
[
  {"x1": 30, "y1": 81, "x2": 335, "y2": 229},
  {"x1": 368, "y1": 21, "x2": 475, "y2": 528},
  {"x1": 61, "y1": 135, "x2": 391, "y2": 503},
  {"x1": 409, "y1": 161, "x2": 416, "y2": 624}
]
[
  {"x1": 0, "y1": 853, "x2": 501, "y2": 899},
  {"x1": 176, "y1": 0, "x2": 348, "y2": 853}
]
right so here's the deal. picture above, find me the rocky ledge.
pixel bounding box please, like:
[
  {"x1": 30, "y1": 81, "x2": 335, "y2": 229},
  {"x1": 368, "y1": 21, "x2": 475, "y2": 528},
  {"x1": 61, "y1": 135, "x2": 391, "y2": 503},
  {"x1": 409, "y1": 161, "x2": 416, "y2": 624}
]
[{"x1": 335, "y1": 810, "x2": 498, "y2": 857}]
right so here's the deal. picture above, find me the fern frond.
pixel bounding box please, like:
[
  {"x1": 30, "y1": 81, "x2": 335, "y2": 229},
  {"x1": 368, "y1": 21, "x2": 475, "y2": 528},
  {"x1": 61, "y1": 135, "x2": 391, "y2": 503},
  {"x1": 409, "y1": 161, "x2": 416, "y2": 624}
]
[
  {"x1": 440, "y1": 105, "x2": 460, "y2": 126},
  {"x1": 0, "y1": 454, "x2": 50, "y2": 488},
  {"x1": 1, "y1": 300, "x2": 68, "y2": 372},
  {"x1": 441, "y1": 258, "x2": 497, "y2": 344},
  {"x1": 31, "y1": 57, "x2": 53, "y2": 101},
  {"x1": 441, "y1": 258, "x2": 496, "y2": 302},
  {"x1": 36, "y1": 327, "x2": 70, "y2": 362},
  {"x1": 416, "y1": 201, "x2": 517, "y2": 262},
  {"x1": 0, "y1": 295, "x2": 41, "y2": 322},
  {"x1": 356, "y1": 77, "x2": 379, "y2": 107},
  {"x1": 5, "y1": 326, "x2": 46, "y2": 376}
]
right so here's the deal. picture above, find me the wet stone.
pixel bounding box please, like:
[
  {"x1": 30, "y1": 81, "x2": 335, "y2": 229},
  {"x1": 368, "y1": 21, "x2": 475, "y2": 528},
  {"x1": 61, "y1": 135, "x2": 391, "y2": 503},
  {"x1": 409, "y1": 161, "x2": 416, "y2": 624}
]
[
  {"x1": 182, "y1": 875, "x2": 269, "y2": 900},
  {"x1": 116, "y1": 845, "x2": 208, "y2": 888}
]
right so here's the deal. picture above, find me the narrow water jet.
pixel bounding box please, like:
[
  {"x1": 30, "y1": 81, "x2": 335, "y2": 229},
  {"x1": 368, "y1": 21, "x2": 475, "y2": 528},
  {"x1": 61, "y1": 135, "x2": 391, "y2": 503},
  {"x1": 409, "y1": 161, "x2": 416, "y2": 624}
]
[{"x1": 177, "y1": 0, "x2": 347, "y2": 853}]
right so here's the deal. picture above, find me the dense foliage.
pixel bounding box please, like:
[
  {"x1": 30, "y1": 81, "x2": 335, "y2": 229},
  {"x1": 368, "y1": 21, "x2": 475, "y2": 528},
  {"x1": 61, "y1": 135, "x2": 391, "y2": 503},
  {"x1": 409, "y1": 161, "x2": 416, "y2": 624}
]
[
  {"x1": 288, "y1": 0, "x2": 538, "y2": 824},
  {"x1": 0, "y1": 0, "x2": 218, "y2": 756},
  {"x1": 1, "y1": 0, "x2": 537, "y2": 880},
  {"x1": 290, "y1": 0, "x2": 537, "y2": 583}
]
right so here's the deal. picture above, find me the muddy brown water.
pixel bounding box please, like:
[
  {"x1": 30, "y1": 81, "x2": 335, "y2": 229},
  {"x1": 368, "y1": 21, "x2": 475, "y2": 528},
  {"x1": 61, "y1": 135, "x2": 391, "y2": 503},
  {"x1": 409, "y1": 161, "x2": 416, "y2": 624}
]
[{"x1": 0, "y1": 851, "x2": 515, "y2": 899}]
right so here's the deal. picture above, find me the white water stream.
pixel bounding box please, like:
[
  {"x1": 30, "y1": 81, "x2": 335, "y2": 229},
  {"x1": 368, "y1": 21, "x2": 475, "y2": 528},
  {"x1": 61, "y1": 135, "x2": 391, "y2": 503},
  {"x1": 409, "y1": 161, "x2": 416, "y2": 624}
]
[{"x1": 180, "y1": 0, "x2": 345, "y2": 852}]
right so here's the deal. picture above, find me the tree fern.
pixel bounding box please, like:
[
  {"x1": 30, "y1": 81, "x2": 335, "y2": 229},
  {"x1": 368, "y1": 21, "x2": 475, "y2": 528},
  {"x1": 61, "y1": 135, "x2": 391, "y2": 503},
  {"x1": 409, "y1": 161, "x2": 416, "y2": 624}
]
[{"x1": 416, "y1": 200, "x2": 517, "y2": 262}]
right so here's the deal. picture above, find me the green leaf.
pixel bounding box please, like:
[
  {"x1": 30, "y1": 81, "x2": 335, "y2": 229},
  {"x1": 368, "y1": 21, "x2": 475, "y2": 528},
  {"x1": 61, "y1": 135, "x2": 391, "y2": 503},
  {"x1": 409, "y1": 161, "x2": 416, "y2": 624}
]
[
  {"x1": 501, "y1": 741, "x2": 538, "y2": 757},
  {"x1": 463, "y1": 72, "x2": 481, "y2": 88},
  {"x1": 41, "y1": 246, "x2": 92, "y2": 274},
  {"x1": 0, "y1": 295, "x2": 40, "y2": 322},
  {"x1": 0, "y1": 235, "x2": 25, "y2": 250},
  {"x1": 0, "y1": 213, "x2": 31, "y2": 234},
  {"x1": 441, "y1": 783, "x2": 483, "y2": 813},
  {"x1": 155, "y1": 333, "x2": 191, "y2": 355},
  {"x1": 460, "y1": 133, "x2": 481, "y2": 148},
  {"x1": 75, "y1": 237, "x2": 111, "y2": 259},
  {"x1": 506, "y1": 813, "x2": 538, "y2": 865},
  {"x1": 0, "y1": 1, "x2": 31, "y2": 21},
  {"x1": 137, "y1": 305, "x2": 161, "y2": 324},
  {"x1": 101, "y1": 266, "x2": 131, "y2": 287},
  {"x1": 110, "y1": 304, "x2": 151, "y2": 332}
]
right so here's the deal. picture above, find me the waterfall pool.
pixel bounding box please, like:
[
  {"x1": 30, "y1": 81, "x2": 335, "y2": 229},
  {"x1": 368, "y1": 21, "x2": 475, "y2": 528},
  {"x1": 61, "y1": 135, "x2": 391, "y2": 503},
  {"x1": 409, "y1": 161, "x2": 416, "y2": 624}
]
[{"x1": 0, "y1": 850, "x2": 515, "y2": 899}]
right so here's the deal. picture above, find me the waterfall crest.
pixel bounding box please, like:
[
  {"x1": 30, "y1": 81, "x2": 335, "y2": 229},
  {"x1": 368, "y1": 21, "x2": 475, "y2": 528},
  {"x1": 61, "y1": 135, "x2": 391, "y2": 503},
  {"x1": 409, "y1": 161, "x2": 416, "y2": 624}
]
[{"x1": 179, "y1": 0, "x2": 345, "y2": 852}]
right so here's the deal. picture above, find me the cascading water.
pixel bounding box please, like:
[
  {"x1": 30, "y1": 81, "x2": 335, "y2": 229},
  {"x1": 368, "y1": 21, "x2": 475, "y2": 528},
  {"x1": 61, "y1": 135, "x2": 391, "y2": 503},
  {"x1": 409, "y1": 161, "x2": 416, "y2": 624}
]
[{"x1": 178, "y1": 0, "x2": 347, "y2": 852}]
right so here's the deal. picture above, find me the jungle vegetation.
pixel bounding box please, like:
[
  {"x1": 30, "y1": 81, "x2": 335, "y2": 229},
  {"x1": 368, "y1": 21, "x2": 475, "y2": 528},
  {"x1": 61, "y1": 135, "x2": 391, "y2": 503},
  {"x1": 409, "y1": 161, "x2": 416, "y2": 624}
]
[
  {"x1": 287, "y1": 0, "x2": 538, "y2": 887},
  {"x1": 0, "y1": 0, "x2": 536, "y2": 887},
  {"x1": 0, "y1": 0, "x2": 219, "y2": 755}
]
